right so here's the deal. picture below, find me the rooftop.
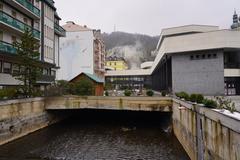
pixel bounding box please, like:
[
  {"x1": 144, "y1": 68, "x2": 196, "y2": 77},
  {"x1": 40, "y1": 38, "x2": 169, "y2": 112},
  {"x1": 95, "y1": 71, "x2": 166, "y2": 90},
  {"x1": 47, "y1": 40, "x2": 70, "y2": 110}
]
[{"x1": 62, "y1": 21, "x2": 92, "y2": 32}]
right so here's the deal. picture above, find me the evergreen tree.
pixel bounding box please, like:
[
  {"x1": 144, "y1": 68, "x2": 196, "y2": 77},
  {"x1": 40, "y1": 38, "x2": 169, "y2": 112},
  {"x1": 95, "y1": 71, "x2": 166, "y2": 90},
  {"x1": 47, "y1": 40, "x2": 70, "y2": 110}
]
[{"x1": 13, "y1": 29, "x2": 41, "y2": 97}]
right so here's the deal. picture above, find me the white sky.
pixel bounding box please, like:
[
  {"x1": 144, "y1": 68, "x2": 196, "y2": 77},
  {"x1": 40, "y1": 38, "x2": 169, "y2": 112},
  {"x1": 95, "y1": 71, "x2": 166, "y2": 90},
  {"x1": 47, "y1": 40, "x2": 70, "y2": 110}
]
[{"x1": 55, "y1": 0, "x2": 240, "y2": 36}]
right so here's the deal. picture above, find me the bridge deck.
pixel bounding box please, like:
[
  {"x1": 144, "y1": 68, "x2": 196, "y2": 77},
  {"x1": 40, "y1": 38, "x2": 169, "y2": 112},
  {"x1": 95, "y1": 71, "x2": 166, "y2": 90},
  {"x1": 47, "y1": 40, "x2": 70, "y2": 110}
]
[{"x1": 45, "y1": 96, "x2": 173, "y2": 112}]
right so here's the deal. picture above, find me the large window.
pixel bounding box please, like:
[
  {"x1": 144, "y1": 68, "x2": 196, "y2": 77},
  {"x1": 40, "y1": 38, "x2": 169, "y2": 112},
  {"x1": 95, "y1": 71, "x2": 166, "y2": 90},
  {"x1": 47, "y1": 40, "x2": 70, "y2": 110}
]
[
  {"x1": 12, "y1": 64, "x2": 20, "y2": 75},
  {"x1": 3, "y1": 62, "x2": 11, "y2": 74}
]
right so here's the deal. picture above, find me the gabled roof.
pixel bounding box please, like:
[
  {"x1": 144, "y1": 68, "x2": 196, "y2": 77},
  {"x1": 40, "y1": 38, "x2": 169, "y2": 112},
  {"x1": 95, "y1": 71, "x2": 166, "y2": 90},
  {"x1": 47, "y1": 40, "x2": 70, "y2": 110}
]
[{"x1": 70, "y1": 72, "x2": 104, "y2": 83}]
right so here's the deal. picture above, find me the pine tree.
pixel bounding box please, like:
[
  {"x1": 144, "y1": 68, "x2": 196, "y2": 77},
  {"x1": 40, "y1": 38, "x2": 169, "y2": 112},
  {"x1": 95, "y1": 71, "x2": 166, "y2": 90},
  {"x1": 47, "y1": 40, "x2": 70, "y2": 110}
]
[{"x1": 13, "y1": 29, "x2": 41, "y2": 97}]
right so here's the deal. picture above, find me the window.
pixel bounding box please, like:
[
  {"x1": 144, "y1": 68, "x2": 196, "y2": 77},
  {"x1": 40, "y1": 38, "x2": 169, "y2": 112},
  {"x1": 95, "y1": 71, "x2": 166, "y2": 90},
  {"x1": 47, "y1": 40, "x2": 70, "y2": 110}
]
[
  {"x1": 196, "y1": 55, "x2": 200, "y2": 59},
  {"x1": 12, "y1": 64, "x2": 20, "y2": 75},
  {"x1": 51, "y1": 70, "x2": 56, "y2": 76},
  {"x1": 202, "y1": 54, "x2": 205, "y2": 59},
  {"x1": 11, "y1": 36, "x2": 16, "y2": 43},
  {"x1": 0, "y1": 31, "x2": 3, "y2": 41},
  {"x1": 213, "y1": 54, "x2": 217, "y2": 58},
  {"x1": 43, "y1": 68, "x2": 48, "y2": 75},
  {"x1": 190, "y1": 55, "x2": 194, "y2": 60},
  {"x1": 11, "y1": 11, "x2": 16, "y2": 18},
  {"x1": 23, "y1": 18, "x2": 28, "y2": 24},
  {"x1": 3, "y1": 62, "x2": 11, "y2": 74},
  {"x1": 208, "y1": 54, "x2": 211, "y2": 58},
  {"x1": 0, "y1": 3, "x2": 3, "y2": 11}
]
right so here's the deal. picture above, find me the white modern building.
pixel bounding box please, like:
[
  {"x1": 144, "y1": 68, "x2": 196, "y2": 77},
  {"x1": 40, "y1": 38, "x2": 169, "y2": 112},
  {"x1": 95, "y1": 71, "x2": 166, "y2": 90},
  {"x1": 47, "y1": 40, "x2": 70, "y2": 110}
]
[
  {"x1": 57, "y1": 21, "x2": 105, "y2": 81},
  {"x1": 0, "y1": 0, "x2": 65, "y2": 87},
  {"x1": 106, "y1": 12, "x2": 240, "y2": 96}
]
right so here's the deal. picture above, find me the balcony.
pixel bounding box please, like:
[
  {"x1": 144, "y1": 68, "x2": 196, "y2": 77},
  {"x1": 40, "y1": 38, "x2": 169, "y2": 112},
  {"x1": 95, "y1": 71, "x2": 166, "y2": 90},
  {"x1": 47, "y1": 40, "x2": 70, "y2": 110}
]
[
  {"x1": 0, "y1": 11, "x2": 40, "y2": 39},
  {"x1": 0, "y1": 41, "x2": 16, "y2": 55},
  {"x1": 37, "y1": 75, "x2": 55, "y2": 84},
  {"x1": 54, "y1": 23, "x2": 66, "y2": 37},
  {"x1": 6, "y1": 0, "x2": 40, "y2": 19},
  {"x1": 16, "y1": 0, "x2": 40, "y2": 17}
]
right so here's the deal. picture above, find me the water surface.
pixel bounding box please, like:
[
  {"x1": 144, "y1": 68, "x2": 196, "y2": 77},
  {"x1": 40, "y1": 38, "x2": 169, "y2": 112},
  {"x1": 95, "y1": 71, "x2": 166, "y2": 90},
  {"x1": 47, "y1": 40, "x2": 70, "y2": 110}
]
[{"x1": 0, "y1": 110, "x2": 189, "y2": 160}]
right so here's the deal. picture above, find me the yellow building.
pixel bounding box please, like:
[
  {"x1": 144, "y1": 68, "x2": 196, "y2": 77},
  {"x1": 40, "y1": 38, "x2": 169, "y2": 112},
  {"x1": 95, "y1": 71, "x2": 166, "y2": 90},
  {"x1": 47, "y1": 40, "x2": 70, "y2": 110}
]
[{"x1": 105, "y1": 55, "x2": 128, "y2": 71}]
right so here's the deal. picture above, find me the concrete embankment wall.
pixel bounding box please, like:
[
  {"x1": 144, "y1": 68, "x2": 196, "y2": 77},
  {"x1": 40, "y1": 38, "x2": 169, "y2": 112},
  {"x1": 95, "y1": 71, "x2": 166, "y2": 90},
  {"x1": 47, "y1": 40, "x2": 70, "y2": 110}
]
[
  {"x1": 172, "y1": 98, "x2": 240, "y2": 160},
  {"x1": 0, "y1": 98, "x2": 63, "y2": 146}
]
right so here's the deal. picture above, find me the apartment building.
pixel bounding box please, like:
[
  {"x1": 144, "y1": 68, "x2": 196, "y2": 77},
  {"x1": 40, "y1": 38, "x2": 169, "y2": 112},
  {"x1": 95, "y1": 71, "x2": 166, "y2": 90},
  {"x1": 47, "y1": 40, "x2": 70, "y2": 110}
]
[
  {"x1": 57, "y1": 21, "x2": 105, "y2": 81},
  {"x1": 0, "y1": 0, "x2": 65, "y2": 87}
]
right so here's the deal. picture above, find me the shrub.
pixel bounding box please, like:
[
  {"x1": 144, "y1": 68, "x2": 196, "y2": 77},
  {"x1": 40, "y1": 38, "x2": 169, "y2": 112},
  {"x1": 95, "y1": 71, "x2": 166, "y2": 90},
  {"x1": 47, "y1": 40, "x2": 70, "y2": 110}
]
[
  {"x1": 146, "y1": 90, "x2": 154, "y2": 97},
  {"x1": 73, "y1": 80, "x2": 94, "y2": 96},
  {"x1": 215, "y1": 96, "x2": 236, "y2": 113},
  {"x1": 124, "y1": 90, "x2": 132, "y2": 96},
  {"x1": 56, "y1": 80, "x2": 70, "y2": 95},
  {"x1": 105, "y1": 91, "x2": 109, "y2": 96},
  {"x1": 202, "y1": 99, "x2": 217, "y2": 108},
  {"x1": 190, "y1": 94, "x2": 197, "y2": 102},
  {"x1": 161, "y1": 91, "x2": 167, "y2": 97},
  {"x1": 175, "y1": 92, "x2": 189, "y2": 100},
  {"x1": 0, "y1": 88, "x2": 18, "y2": 100},
  {"x1": 189, "y1": 94, "x2": 204, "y2": 103},
  {"x1": 196, "y1": 94, "x2": 204, "y2": 103}
]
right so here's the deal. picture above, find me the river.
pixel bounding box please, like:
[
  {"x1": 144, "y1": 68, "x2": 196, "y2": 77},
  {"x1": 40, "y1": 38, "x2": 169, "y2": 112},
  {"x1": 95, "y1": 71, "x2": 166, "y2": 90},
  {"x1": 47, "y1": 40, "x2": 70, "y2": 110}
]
[{"x1": 0, "y1": 110, "x2": 189, "y2": 160}]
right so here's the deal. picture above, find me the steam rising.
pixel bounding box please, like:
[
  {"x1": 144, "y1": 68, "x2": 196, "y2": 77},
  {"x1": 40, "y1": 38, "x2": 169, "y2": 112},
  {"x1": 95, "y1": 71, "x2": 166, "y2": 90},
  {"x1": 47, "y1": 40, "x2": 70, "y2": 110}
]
[{"x1": 108, "y1": 41, "x2": 145, "y2": 69}]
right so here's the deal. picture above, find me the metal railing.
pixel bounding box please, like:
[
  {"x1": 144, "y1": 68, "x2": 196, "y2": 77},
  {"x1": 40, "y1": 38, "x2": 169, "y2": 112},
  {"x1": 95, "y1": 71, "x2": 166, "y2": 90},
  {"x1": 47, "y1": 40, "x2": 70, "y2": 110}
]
[
  {"x1": 0, "y1": 11, "x2": 40, "y2": 39},
  {"x1": 0, "y1": 41, "x2": 16, "y2": 55},
  {"x1": 38, "y1": 75, "x2": 56, "y2": 82},
  {"x1": 16, "y1": 0, "x2": 40, "y2": 17},
  {"x1": 54, "y1": 23, "x2": 66, "y2": 36}
]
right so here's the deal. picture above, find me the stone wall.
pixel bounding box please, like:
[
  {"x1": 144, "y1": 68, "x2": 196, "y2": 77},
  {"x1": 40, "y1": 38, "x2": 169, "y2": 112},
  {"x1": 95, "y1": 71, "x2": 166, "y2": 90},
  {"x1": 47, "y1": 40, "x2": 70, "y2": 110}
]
[
  {"x1": 0, "y1": 98, "x2": 62, "y2": 146},
  {"x1": 172, "y1": 98, "x2": 240, "y2": 160}
]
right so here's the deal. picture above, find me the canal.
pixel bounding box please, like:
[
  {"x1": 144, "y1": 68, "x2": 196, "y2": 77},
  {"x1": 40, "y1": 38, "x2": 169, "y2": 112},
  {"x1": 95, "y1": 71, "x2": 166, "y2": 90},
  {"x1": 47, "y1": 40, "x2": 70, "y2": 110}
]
[{"x1": 0, "y1": 110, "x2": 189, "y2": 160}]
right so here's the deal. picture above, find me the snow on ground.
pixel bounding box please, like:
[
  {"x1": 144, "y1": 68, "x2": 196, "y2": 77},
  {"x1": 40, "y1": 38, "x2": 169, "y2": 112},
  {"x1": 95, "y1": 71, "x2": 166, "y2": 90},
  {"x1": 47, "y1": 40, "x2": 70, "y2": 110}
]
[{"x1": 212, "y1": 109, "x2": 240, "y2": 121}]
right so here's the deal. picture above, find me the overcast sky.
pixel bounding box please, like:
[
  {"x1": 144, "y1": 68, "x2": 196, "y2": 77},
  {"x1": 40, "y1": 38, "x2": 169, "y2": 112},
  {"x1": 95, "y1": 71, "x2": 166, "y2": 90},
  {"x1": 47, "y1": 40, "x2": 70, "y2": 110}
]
[{"x1": 55, "y1": 0, "x2": 240, "y2": 36}]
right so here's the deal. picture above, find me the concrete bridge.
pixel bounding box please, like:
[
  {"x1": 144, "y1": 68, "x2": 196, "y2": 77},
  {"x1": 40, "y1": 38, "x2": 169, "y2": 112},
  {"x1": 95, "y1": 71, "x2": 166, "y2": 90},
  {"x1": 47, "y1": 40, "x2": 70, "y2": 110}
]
[
  {"x1": 1, "y1": 96, "x2": 239, "y2": 160},
  {"x1": 44, "y1": 96, "x2": 173, "y2": 112}
]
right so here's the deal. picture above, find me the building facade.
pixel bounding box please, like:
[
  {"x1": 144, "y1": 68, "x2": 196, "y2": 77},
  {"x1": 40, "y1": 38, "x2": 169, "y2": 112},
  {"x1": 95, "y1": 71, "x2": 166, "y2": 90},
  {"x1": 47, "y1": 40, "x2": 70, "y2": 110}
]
[
  {"x1": 106, "y1": 13, "x2": 240, "y2": 96},
  {"x1": 57, "y1": 21, "x2": 105, "y2": 81},
  {"x1": 0, "y1": 0, "x2": 65, "y2": 87},
  {"x1": 105, "y1": 53, "x2": 128, "y2": 71},
  {"x1": 150, "y1": 23, "x2": 240, "y2": 95},
  {"x1": 105, "y1": 69, "x2": 152, "y2": 90}
]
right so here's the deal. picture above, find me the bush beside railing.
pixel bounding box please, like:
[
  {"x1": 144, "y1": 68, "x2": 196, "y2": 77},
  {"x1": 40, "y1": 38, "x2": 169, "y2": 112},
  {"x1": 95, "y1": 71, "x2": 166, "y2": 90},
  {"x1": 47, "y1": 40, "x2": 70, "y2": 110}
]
[{"x1": 175, "y1": 91, "x2": 236, "y2": 113}]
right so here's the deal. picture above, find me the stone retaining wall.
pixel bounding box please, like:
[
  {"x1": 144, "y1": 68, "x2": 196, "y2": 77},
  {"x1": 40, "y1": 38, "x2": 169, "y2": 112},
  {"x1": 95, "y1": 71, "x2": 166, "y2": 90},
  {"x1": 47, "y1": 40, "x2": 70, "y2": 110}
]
[
  {"x1": 172, "y1": 98, "x2": 240, "y2": 160},
  {"x1": 0, "y1": 98, "x2": 62, "y2": 146}
]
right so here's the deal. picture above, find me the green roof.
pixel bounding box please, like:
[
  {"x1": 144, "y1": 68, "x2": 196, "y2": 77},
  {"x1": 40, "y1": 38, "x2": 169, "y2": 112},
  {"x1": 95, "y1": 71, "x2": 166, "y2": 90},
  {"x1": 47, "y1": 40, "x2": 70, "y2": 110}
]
[{"x1": 82, "y1": 73, "x2": 104, "y2": 83}]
